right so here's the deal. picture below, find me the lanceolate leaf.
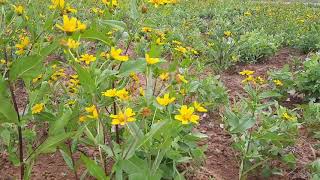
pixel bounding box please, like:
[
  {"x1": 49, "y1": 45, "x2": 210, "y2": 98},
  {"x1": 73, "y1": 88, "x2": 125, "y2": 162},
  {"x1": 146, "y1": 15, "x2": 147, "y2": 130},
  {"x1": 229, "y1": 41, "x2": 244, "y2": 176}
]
[
  {"x1": 74, "y1": 63, "x2": 96, "y2": 94},
  {"x1": 80, "y1": 154, "x2": 109, "y2": 180},
  {"x1": 0, "y1": 79, "x2": 18, "y2": 124},
  {"x1": 31, "y1": 132, "x2": 75, "y2": 159},
  {"x1": 9, "y1": 41, "x2": 59, "y2": 80},
  {"x1": 118, "y1": 59, "x2": 146, "y2": 77}
]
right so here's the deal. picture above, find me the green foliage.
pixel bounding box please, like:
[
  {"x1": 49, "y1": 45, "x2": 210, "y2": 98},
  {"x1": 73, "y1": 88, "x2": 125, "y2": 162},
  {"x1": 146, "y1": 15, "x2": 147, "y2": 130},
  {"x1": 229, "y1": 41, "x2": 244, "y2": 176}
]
[
  {"x1": 238, "y1": 29, "x2": 282, "y2": 63},
  {"x1": 223, "y1": 84, "x2": 299, "y2": 179}
]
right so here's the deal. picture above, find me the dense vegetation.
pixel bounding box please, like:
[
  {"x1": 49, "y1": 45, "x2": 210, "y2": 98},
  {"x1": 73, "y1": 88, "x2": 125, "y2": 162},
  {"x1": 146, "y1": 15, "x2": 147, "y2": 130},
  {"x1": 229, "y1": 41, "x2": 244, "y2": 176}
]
[{"x1": 0, "y1": 0, "x2": 320, "y2": 179}]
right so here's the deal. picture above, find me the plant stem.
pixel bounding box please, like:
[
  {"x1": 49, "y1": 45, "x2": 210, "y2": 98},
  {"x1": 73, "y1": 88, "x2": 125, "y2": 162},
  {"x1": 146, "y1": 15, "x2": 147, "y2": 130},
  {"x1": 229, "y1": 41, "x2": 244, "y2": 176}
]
[
  {"x1": 112, "y1": 80, "x2": 120, "y2": 144},
  {"x1": 68, "y1": 142, "x2": 78, "y2": 180},
  {"x1": 9, "y1": 84, "x2": 24, "y2": 180},
  {"x1": 239, "y1": 132, "x2": 251, "y2": 180},
  {"x1": 4, "y1": 47, "x2": 24, "y2": 180}
]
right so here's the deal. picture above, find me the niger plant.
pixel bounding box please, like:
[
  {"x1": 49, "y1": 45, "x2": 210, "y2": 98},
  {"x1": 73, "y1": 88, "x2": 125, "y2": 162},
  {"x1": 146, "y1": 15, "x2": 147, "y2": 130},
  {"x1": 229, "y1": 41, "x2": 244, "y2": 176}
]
[
  {"x1": 223, "y1": 70, "x2": 299, "y2": 179},
  {"x1": 0, "y1": 0, "x2": 208, "y2": 179}
]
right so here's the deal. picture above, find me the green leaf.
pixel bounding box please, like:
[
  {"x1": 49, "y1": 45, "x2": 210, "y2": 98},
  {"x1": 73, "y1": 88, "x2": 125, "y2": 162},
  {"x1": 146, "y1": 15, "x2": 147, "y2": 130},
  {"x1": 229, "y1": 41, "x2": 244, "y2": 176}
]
[
  {"x1": 0, "y1": 79, "x2": 18, "y2": 124},
  {"x1": 81, "y1": 28, "x2": 111, "y2": 45},
  {"x1": 129, "y1": 0, "x2": 139, "y2": 20},
  {"x1": 80, "y1": 154, "x2": 108, "y2": 180},
  {"x1": 49, "y1": 110, "x2": 72, "y2": 136},
  {"x1": 31, "y1": 132, "x2": 75, "y2": 159},
  {"x1": 224, "y1": 108, "x2": 256, "y2": 134},
  {"x1": 60, "y1": 149, "x2": 74, "y2": 170},
  {"x1": 118, "y1": 59, "x2": 146, "y2": 77},
  {"x1": 100, "y1": 20, "x2": 127, "y2": 31},
  {"x1": 9, "y1": 55, "x2": 42, "y2": 80},
  {"x1": 9, "y1": 42, "x2": 59, "y2": 80},
  {"x1": 29, "y1": 81, "x2": 50, "y2": 107},
  {"x1": 74, "y1": 64, "x2": 96, "y2": 94}
]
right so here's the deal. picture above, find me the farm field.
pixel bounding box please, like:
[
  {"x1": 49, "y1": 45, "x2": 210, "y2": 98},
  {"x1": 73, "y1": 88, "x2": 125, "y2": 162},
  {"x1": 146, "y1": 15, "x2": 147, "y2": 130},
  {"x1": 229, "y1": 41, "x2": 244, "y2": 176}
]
[{"x1": 1, "y1": 0, "x2": 320, "y2": 179}]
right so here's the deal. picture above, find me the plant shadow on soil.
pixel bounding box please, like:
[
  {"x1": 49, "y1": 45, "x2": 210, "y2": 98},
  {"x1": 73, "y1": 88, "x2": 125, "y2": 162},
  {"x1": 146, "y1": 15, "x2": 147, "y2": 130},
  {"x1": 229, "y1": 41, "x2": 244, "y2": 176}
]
[{"x1": 0, "y1": 48, "x2": 319, "y2": 180}]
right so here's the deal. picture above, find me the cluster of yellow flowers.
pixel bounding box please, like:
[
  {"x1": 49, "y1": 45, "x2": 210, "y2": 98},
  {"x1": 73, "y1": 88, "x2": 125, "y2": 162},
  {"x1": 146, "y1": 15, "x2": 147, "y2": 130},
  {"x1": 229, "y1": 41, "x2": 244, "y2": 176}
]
[
  {"x1": 110, "y1": 108, "x2": 135, "y2": 125},
  {"x1": 31, "y1": 103, "x2": 45, "y2": 114},
  {"x1": 148, "y1": 0, "x2": 177, "y2": 7},
  {"x1": 273, "y1": 79, "x2": 283, "y2": 86},
  {"x1": 12, "y1": 5, "x2": 24, "y2": 15},
  {"x1": 239, "y1": 70, "x2": 265, "y2": 85},
  {"x1": 102, "y1": 0, "x2": 118, "y2": 8},
  {"x1": 281, "y1": 112, "x2": 296, "y2": 121},
  {"x1": 79, "y1": 105, "x2": 99, "y2": 122},
  {"x1": 102, "y1": 88, "x2": 130, "y2": 101},
  {"x1": 50, "y1": 68, "x2": 66, "y2": 82},
  {"x1": 171, "y1": 41, "x2": 199, "y2": 55},
  {"x1": 32, "y1": 74, "x2": 43, "y2": 84},
  {"x1": 61, "y1": 38, "x2": 80, "y2": 49},
  {"x1": 79, "y1": 54, "x2": 97, "y2": 65},
  {"x1": 68, "y1": 74, "x2": 80, "y2": 94},
  {"x1": 224, "y1": 31, "x2": 232, "y2": 37},
  {"x1": 15, "y1": 35, "x2": 30, "y2": 55},
  {"x1": 49, "y1": 0, "x2": 77, "y2": 14}
]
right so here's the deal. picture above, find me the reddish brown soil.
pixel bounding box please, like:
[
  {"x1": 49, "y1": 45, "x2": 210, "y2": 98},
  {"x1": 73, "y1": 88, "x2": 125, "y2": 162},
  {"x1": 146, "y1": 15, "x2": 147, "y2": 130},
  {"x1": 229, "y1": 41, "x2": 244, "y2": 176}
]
[{"x1": 1, "y1": 48, "x2": 319, "y2": 180}]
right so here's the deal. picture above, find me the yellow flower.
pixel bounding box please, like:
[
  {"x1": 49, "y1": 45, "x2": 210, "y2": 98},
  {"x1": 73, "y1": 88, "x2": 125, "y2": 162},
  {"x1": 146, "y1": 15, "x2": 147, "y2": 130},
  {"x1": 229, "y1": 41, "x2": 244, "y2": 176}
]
[
  {"x1": 64, "y1": 4, "x2": 77, "y2": 14},
  {"x1": 102, "y1": 0, "x2": 118, "y2": 7},
  {"x1": 256, "y1": 76, "x2": 265, "y2": 85},
  {"x1": 79, "y1": 116, "x2": 87, "y2": 122},
  {"x1": 79, "y1": 54, "x2": 96, "y2": 65},
  {"x1": 102, "y1": 88, "x2": 117, "y2": 97},
  {"x1": 110, "y1": 108, "x2": 136, "y2": 125},
  {"x1": 156, "y1": 93, "x2": 175, "y2": 106},
  {"x1": 239, "y1": 70, "x2": 254, "y2": 76},
  {"x1": 224, "y1": 31, "x2": 232, "y2": 37},
  {"x1": 77, "y1": 20, "x2": 87, "y2": 32},
  {"x1": 175, "y1": 105, "x2": 200, "y2": 124},
  {"x1": 56, "y1": 15, "x2": 85, "y2": 33},
  {"x1": 159, "y1": 72, "x2": 169, "y2": 81},
  {"x1": 141, "y1": 27, "x2": 152, "y2": 33},
  {"x1": 149, "y1": 0, "x2": 165, "y2": 7},
  {"x1": 110, "y1": 47, "x2": 129, "y2": 62},
  {"x1": 85, "y1": 105, "x2": 99, "y2": 119},
  {"x1": 66, "y1": 100, "x2": 76, "y2": 106},
  {"x1": 282, "y1": 112, "x2": 296, "y2": 121},
  {"x1": 273, "y1": 80, "x2": 283, "y2": 86},
  {"x1": 193, "y1": 101, "x2": 207, "y2": 112},
  {"x1": 13, "y1": 5, "x2": 24, "y2": 15},
  {"x1": 32, "y1": 103, "x2": 45, "y2": 114},
  {"x1": 56, "y1": 15, "x2": 78, "y2": 33},
  {"x1": 172, "y1": 40, "x2": 182, "y2": 45},
  {"x1": 49, "y1": 0, "x2": 65, "y2": 10},
  {"x1": 145, "y1": 54, "x2": 160, "y2": 65},
  {"x1": 244, "y1": 11, "x2": 252, "y2": 16},
  {"x1": 130, "y1": 72, "x2": 139, "y2": 82},
  {"x1": 0, "y1": 59, "x2": 6, "y2": 64},
  {"x1": 174, "y1": 46, "x2": 188, "y2": 54},
  {"x1": 66, "y1": 38, "x2": 80, "y2": 49},
  {"x1": 100, "y1": 52, "x2": 110, "y2": 59},
  {"x1": 156, "y1": 38, "x2": 165, "y2": 45},
  {"x1": 32, "y1": 74, "x2": 43, "y2": 83},
  {"x1": 191, "y1": 49, "x2": 199, "y2": 55},
  {"x1": 116, "y1": 88, "x2": 130, "y2": 100},
  {"x1": 176, "y1": 74, "x2": 188, "y2": 83},
  {"x1": 241, "y1": 75, "x2": 255, "y2": 84},
  {"x1": 50, "y1": 68, "x2": 66, "y2": 81},
  {"x1": 15, "y1": 36, "x2": 30, "y2": 55},
  {"x1": 139, "y1": 87, "x2": 145, "y2": 96}
]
